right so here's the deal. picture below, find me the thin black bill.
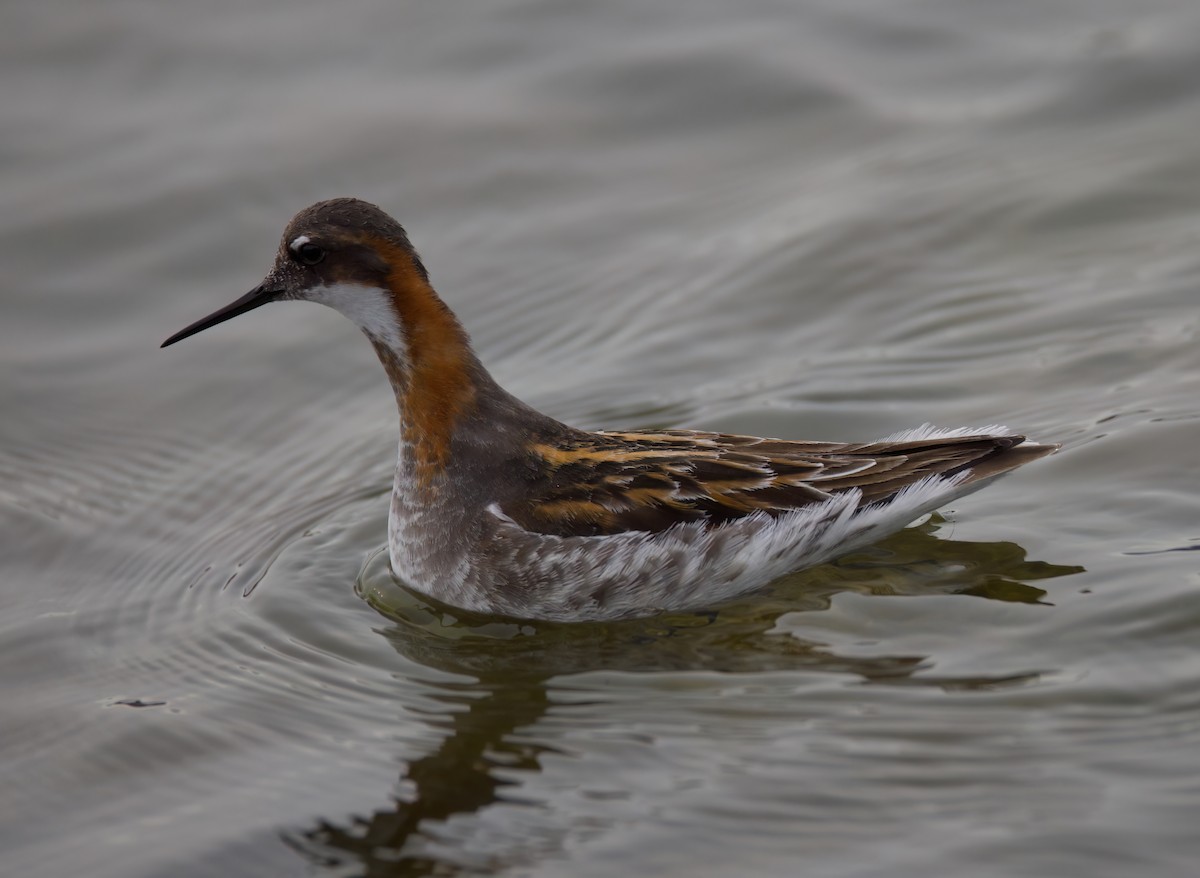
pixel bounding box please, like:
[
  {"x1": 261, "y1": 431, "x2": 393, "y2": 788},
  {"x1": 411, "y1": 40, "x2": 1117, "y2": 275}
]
[{"x1": 161, "y1": 284, "x2": 282, "y2": 348}]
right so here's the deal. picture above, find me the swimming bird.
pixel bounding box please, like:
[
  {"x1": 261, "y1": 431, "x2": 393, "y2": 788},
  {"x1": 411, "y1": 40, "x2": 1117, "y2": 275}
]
[{"x1": 163, "y1": 198, "x2": 1057, "y2": 621}]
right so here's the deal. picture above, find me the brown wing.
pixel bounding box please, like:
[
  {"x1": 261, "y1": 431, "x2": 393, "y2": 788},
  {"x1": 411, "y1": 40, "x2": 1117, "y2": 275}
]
[{"x1": 503, "y1": 429, "x2": 1056, "y2": 537}]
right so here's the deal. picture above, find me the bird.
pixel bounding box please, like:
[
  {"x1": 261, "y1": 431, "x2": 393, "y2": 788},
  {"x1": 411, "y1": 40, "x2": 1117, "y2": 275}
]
[{"x1": 162, "y1": 198, "x2": 1058, "y2": 622}]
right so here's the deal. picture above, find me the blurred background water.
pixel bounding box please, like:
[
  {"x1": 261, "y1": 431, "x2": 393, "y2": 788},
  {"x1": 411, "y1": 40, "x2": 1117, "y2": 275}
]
[{"x1": 3, "y1": 1, "x2": 1199, "y2": 876}]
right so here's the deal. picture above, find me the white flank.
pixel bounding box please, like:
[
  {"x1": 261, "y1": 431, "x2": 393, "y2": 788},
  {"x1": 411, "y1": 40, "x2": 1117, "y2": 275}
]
[
  {"x1": 879, "y1": 423, "x2": 1015, "y2": 442},
  {"x1": 473, "y1": 470, "x2": 976, "y2": 621}
]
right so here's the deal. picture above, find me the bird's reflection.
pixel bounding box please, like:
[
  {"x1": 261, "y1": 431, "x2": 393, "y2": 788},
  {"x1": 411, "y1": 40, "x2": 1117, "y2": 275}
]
[{"x1": 286, "y1": 517, "x2": 1082, "y2": 876}]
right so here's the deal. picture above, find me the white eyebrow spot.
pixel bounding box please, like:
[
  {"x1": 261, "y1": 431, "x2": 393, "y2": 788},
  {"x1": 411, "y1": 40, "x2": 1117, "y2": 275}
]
[{"x1": 289, "y1": 235, "x2": 311, "y2": 252}]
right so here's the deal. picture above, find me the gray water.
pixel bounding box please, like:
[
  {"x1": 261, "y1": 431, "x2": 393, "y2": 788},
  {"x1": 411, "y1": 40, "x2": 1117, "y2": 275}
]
[{"x1": 4, "y1": 1, "x2": 1200, "y2": 876}]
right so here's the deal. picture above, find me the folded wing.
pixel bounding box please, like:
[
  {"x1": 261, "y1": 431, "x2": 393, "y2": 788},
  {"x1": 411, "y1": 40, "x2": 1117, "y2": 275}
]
[{"x1": 503, "y1": 428, "x2": 1056, "y2": 537}]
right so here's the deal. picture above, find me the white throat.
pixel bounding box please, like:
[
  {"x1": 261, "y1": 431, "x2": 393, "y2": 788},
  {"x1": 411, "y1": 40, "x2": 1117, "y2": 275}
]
[{"x1": 307, "y1": 283, "x2": 405, "y2": 351}]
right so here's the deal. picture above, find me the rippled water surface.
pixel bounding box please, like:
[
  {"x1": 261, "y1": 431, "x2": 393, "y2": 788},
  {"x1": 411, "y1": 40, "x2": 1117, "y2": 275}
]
[{"x1": 4, "y1": 1, "x2": 1200, "y2": 876}]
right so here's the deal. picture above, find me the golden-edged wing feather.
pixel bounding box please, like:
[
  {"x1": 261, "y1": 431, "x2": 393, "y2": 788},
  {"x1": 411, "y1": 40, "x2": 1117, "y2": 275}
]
[{"x1": 506, "y1": 429, "x2": 1054, "y2": 538}]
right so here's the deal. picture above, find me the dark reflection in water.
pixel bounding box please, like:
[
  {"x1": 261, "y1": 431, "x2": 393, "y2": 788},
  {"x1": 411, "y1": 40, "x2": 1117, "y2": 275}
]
[
  {"x1": 287, "y1": 520, "x2": 1082, "y2": 876},
  {"x1": 287, "y1": 680, "x2": 551, "y2": 877}
]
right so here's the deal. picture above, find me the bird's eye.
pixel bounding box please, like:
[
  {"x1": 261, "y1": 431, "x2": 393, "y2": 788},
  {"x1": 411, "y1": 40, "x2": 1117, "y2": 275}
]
[{"x1": 295, "y1": 242, "x2": 325, "y2": 266}]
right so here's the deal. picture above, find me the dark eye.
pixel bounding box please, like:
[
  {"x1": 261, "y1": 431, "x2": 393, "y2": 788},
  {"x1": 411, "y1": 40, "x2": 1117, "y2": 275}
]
[{"x1": 295, "y1": 242, "x2": 325, "y2": 266}]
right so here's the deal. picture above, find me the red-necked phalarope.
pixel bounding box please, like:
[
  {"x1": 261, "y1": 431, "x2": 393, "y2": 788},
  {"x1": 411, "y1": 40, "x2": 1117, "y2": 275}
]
[{"x1": 163, "y1": 198, "x2": 1058, "y2": 621}]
